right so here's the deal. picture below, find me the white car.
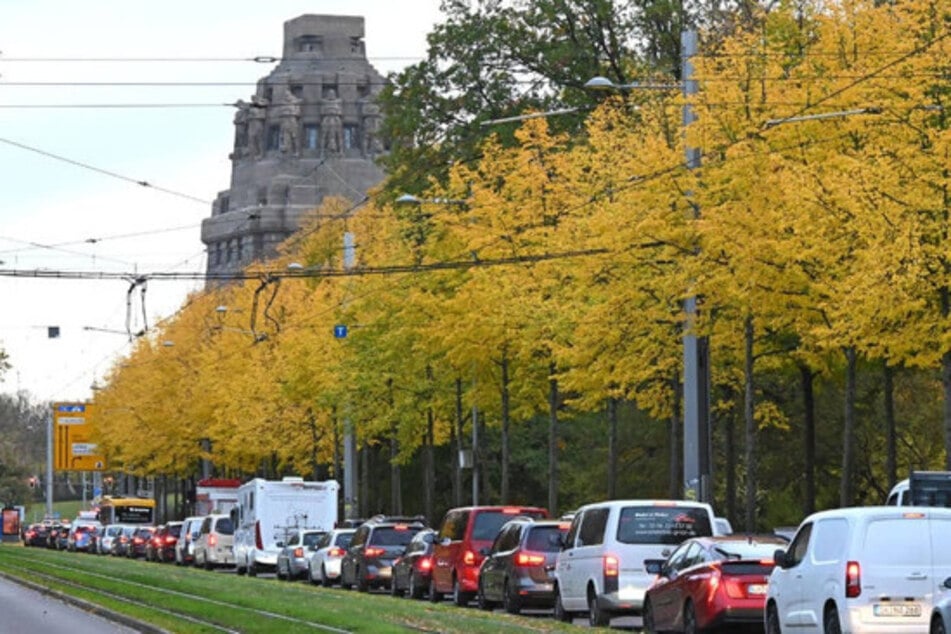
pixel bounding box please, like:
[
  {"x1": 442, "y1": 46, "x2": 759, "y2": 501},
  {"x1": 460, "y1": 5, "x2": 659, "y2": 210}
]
[
  {"x1": 306, "y1": 528, "x2": 356, "y2": 586},
  {"x1": 175, "y1": 516, "x2": 203, "y2": 566},
  {"x1": 553, "y1": 499, "x2": 717, "y2": 627},
  {"x1": 766, "y1": 506, "x2": 951, "y2": 633},
  {"x1": 96, "y1": 524, "x2": 125, "y2": 555}
]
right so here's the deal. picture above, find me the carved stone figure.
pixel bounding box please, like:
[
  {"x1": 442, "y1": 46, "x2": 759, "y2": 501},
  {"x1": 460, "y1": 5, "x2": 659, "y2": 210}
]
[
  {"x1": 320, "y1": 89, "x2": 344, "y2": 155},
  {"x1": 247, "y1": 96, "x2": 269, "y2": 159},
  {"x1": 278, "y1": 90, "x2": 303, "y2": 156},
  {"x1": 231, "y1": 99, "x2": 250, "y2": 159},
  {"x1": 361, "y1": 99, "x2": 383, "y2": 157}
]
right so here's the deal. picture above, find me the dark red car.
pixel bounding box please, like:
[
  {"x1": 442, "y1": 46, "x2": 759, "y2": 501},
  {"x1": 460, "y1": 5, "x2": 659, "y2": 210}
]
[
  {"x1": 642, "y1": 534, "x2": 788, "y2": 633},
  {"x1": 127, "y1": 526, "x2": 156, "y2": 559},
  {"x1": 146, "y1": 522, "x2": 182, "y2": 562}
]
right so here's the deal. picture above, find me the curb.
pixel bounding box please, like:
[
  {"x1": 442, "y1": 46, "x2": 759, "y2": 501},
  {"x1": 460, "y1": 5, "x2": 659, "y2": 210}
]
[{"x1": 0, "y1": 570, "x2": 169, "y2": 633}]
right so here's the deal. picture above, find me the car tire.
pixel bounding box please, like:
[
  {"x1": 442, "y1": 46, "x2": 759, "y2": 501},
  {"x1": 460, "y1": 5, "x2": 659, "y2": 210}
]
[
  {"x1": 357, "y1": 568, "x2": 369, "y2": 593},
  {"x1": 204, "y1": 557, "x2": 214, "y2": 571},
  {"x1": 683, "y1": 600, "x2": 699, "y2": 634},
  {"x1": 824, "y1": 604, "x2": 842, "y2": 634},
  {"x1": 321, "y1": 566, "x2": 333, "y2": 588},
  {"x1": 391, "y1": 577, "x2": 403, "y2": 597},
  {"x1": 933, "y1": 615, "x2": 948, "y2": 634},
  {"x1": 588, "y1": 586, "x2": 611, "y2": 628},
  {"x1": 477, "y1": 579, "x2": 492, "y2": 611},
  {"x1": 643, "y1": 598, "x2": 659, "y2": 634},
  {"x1": 452, "y1": 577, "x2": 472, "y2": 607},
  {"x1": 409, "y1": 573, "x2": 423, "y2": 600},
  {"x1": 248, "y1": 561, "x2": 259, "y2": 577},
  {"x1": 503, "y1": 579, "x2": 521, "y2": 615},
  {"x1": 766, "y1": 603, "x2": 782, "y2": 634},
  {"x1": 553, "y1": 585, "x2": 572, "y2": 623},
  {"x1": 428, "y1": 579, "x2": 443, "y2": 603}
]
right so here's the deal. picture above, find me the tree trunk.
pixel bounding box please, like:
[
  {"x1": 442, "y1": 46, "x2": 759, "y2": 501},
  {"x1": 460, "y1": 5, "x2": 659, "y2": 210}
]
[
  {"x1": 607, "y1": 397, "x2": 618, "y2": 499},
  {"x1": 725, "y1": 396, "x2": 736, "y2": 526},
  {"x1": 453, "y1": 377, "x2": 463, "y2": 506},
  {"x1": 548, "y1": 363, "x2": 559, "y2": 516},
  {"x1": 670, "y1": 372, "x2": 681, "y2": 499},
  {"x1": 840, "y1": 346, "x2": 857, "y2": 507},
  {"x1": 309, "y1": 409, "x2": 320, "y2": 481},
  {"x1": 425, "y1": 410, "x2": 434, "y2": 524},
  {"x1": 390, "y1": 433, "x2": 402, "y2": 515},
  {"x1": 360, "y1": 442, "x2": 370, "y2": 518},
  {"x1": 500, "y1": 352, "x2": 511, "y2": 503},
  {"x1": 744, "y1": 314, "x2": 756, "y2": 532},
  {"x1": 800, "y1": 364, "x2": 816, "y2": 516},
  {"x1": 883, "y1": 360, "x2": 897, "y2": 488}
]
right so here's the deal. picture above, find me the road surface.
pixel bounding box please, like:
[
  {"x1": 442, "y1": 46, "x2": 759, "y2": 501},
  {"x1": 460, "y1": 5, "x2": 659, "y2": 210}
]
[{"x1": 0, "y1": 576, "x2": 139, "y2": 633}]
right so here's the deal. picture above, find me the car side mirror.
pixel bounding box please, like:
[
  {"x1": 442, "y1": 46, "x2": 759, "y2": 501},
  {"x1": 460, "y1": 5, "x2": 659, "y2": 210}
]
[
  {"x1": 773, "y1": 548, "x2": 789, "y2": 569},
  {"x1": 644, "y1": 559, "x2": 666, "y2": 576}
]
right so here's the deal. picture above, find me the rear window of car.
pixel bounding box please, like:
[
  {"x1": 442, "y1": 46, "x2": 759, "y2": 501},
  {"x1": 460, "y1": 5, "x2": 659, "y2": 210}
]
[
  {"x1": 617, "y1": 506, "x2": 713, "y2": 544},
  {"x1": 168, "y1": 524, "x2": 182, "y2": 538},
  {"x1": 473, "y1": 510, "x2": 546, "y2": 541},
  {"x1": 214, "y1": 518, "x2": 234, "y2": 535},
  {"x1": 303, "y1": 532, "x2": 324, "y2": 547},
  {"x1": 525, "y1": 525, "x2": 566, "y2": 552},
  {"x1": 370, "y1": 526, "x2": 420, "y2": 547},
  {"x1": 334, "y1": 532, "x2": 354, "y2": 548}
]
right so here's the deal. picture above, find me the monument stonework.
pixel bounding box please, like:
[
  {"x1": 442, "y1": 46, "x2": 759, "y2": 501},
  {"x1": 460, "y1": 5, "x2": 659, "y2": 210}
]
[{"x1": 201, "y1": 15, "x2": 387, "y2": 276}]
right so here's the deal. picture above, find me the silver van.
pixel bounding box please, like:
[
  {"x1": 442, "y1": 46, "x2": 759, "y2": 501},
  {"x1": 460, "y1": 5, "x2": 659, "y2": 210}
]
[
  {"x1": 553, "y1": 499, "x2": 717, "y2": 627},
  {"x1": 766, "y1": 506, "x2": 951, "y2": 633}
]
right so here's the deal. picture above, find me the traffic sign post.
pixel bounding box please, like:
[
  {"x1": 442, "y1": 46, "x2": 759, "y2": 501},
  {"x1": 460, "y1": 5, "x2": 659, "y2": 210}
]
[{"x1": 53, "y1": 402, "x2": 107, "y2": 472}]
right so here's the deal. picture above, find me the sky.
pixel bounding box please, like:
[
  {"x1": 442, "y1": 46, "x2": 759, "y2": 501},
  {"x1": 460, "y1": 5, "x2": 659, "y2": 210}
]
[{"x1": 0, "y1": 0, "x2": 444, "y2": 403}]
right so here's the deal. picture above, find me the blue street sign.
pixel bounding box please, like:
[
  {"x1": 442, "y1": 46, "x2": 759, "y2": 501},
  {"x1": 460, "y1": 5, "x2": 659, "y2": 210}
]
[{"x1": 333, "y1": 325, "x2": 348, "y2": 338}]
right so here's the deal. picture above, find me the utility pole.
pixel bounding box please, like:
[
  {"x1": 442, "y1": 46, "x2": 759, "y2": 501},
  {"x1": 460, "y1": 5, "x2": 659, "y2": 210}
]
[
  {"x1": 343, "y1": 232, "x2": 358, "y2": 520},
  {"x1": 681, "y1": 29, "x2": 713, "y2": 504},
  {"x1": 45, "y1": 411, "x2": 53, "y2": 518}
]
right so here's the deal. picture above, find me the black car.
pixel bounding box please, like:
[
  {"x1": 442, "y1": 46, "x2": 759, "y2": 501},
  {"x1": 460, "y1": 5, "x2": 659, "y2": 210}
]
[
  {"x1": 23, "y1": 523, "x2": 50, "y2": 547},
  {"x1": 476, "y1": 517, "x2": 569, "y2": 614},
  {"x1": 340, "y1": 515, "x2": 428, "y2": 592},
  {"x1": 391, "y1": 528, "x2": 436, "y2": 599},
  {"x1": 127, "y1": 526, "x2": 156, "y2": 559}
]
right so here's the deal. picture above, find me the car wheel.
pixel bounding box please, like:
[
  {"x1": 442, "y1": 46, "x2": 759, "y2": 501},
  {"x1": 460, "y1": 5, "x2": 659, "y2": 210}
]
[
  {"x1": 321, "y1": 566, "x2": 333, "y2": 588},
  {"x1": 766, "y1": 603, "x2": 782, "y2": 634},
  {"x1": 452, "y1": 577, "x2": 471, "y2": 607},
  {"x1": 236, "y1": 561, "x2": 247, "y2": 576},
  {"x1": 248, "y1": 561, "x2": 258, "y2": 577},
  {"x1": 588, "y1": 586, "x2": 611, "y2": 628},
  {"x1": 503, "y1": 579, "x2": 521, "y2": 615},
  {"x1": 643, "y1": 598, "x2": 658, "y2": 634},
  {"x1": 933, "y1": 614, "x2": 948, "y2": 634},
  {"x1": 391, "y1": 576, "x2": 403, "y2": 597},
  {"x1": 356, "y1": 567, "x2": 369, "y2": 592},
  {"x1": 477, "y1": 579, "x2": 492, "y2": 611},
  {"x1": 204, "y1": 557, "x2": 213, "y2": 571},
  {"x1": 553, "y1": 585, "x2": 572, "y2": 623},
  {"x1": 683, "y1": 601, "x2": 699, "y2": 634},
  {"x1": 428, "y1": 579, "x2": 443, "y2": 603},
  {"x1": 823, "y1": 604, "x2": 842, "y2": 634},
  {"x1": 276, "y1": 563, "x2": 286, "y2": 580}
]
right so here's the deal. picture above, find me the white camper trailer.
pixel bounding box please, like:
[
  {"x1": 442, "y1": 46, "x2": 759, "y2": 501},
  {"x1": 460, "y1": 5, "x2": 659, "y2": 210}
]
[{"x1": 232, "y1": 477, "x2": 339, "y2": 576}]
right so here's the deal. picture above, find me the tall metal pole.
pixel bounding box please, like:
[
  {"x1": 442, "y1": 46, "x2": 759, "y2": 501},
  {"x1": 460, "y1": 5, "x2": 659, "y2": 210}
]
[
  {"x1": 681, "y1": 30, "x2": 712, "y2": 503},
  {"x1": 45, "y1": 411, "x2": 54, "y2": 518},
  {"x1": 343, "y1": 231, "x2": 359, "y2": 520}
]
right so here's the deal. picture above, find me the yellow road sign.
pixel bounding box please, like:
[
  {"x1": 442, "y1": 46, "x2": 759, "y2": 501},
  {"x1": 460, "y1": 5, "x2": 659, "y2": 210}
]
[{"x1": 53, "y1": 402, "x2": 106, "y2": 472}]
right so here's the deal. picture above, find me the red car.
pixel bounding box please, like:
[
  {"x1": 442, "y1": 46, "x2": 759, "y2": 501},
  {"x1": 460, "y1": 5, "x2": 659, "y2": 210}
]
[{"x1": 642, "y1": 534, "x2": 788, "y2": 633}]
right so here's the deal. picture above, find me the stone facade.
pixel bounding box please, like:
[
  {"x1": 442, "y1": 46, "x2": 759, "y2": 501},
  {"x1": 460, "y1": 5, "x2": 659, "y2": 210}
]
[{"x1": 201, "y1": 15, "x2": 387, "y2": 277}]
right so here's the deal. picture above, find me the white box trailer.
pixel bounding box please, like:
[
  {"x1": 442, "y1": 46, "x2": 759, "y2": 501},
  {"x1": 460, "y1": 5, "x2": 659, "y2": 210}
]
[{"x1": 232, "y1": 477, "x2": 339, "y2": 576}]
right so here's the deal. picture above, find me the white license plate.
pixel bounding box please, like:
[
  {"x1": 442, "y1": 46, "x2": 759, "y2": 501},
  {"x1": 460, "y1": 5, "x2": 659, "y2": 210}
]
[
  {"x1": 874, "y1": 603, "x2": 921, "y2": 617},
  {"x1": 379, "y1": 567, "x2": 392, "y2": 578},
  {"x1": 747, "y1": 584, "x2": 768, "y2": 595}
]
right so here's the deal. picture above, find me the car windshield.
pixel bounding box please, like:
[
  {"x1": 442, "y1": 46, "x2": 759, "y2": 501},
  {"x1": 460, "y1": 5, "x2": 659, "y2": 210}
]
[
  {"x1": 525, "y1": 526, "x2": 566, "y2": 552},
  {"x1": 616, "y1": 506, "x2": 713, "y2": 545},
  {"x1": 371, "y1": 527, "x2": 419, "y2": 547}
]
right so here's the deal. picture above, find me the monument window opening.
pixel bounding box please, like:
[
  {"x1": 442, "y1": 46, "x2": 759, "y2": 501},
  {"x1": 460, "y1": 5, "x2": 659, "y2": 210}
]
[
  {"x1": 267, "y1": 125, "x2": 281, "y2": 151},
  {"x1": 343, "y1": 124, "x2": 358, "y2": 150},
  {"x1": 304, "y1": 124, "x2": 319, "y2": 150}
]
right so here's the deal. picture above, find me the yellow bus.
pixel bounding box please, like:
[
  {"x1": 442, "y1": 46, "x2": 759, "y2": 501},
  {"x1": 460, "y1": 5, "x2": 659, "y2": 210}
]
[{"x1": 96, "y1": 496, "x2": 155, "y2": 525}]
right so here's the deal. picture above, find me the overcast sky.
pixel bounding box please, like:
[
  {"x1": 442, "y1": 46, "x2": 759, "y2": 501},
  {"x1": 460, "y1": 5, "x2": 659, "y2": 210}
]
[{"x1": 0, "y1": 1, "x2": 444, "y2": 402}]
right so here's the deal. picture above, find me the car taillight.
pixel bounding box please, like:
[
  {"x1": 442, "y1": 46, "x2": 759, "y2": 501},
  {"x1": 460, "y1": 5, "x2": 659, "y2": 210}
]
[
  {"x1": 293, "y1": 547, "x2": 304, "y2": 558},
  {"x1": 255, "y1": 521, "x2": 263, "y2": 551},
  {"x1": 133, "y1": 537, "x2": 143, "y2": 544},
  {"x1": 165, "y1": 536, "x2": 177, "y2": 544},
  {"x1": 846, "y1": 561, "x2": 861, "y2": 598},
  {"x1": 604, "y1": 554, "x2": 620, "y2": 577},
  {"x1": 463, "y1": 550, "x2": 476, "y2": 566},
  {"x1": 329, "y1": 547, "x2": 345, "y2": 557},
  {"x1": 515, "y1": 550, "x2": 547, "y2": 567},
  {"x1": 208, "y1": 533, "x2": 218, "y2": 547},
  {"x1": 365, "y1": 547, "x2": 386, "y2": 558},
  {"x1": 418, "y1": 556, "x2": 433, "y2": 571}
]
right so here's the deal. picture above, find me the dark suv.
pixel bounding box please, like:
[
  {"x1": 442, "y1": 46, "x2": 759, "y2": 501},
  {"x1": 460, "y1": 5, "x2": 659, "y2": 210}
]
[
  {"x1": 340, "y1": 515, "x2": 428, "y2": 592},
  {"x1": 476, "y1": 517, "x2": 569, "y2": 614}
]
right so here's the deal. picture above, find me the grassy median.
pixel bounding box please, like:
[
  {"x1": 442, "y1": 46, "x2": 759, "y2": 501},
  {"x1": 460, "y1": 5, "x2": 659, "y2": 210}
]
[{"x1": 0, "y1": 545, "x2": 577, "y2": 633}]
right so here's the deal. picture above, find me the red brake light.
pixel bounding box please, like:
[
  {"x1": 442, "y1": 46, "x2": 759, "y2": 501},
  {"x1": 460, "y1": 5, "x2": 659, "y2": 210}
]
[
  {"x1": 463, "y1": 550, "x2": 476, "y2": 566},
  {"x1": 846, "y1": 561, "x2": 861, "y2": 598},
  {"x1": 165, "y1": 536, "x2": 177, "y2": 544},
  {"x1": 255, "y1": 521, "x2": 263, "y2": 551},
  {"x1": 604, "y1": 554, "x2": 620, "y2": 577},
  {"x1": 418, "y1": 556, "x2": 433, "y2": 571},
  {"x1": 328, "y1": 547, "x2": 345, "y2": 557},
  {"x1": 515, "y1": 550, "x2": 546, "y2": 567},
  {"x1": 208, "y1": 533, "x2": 218, "y2": 547},
  {"x1": 293, "y1": 547, "x2": 304, "y2": 558},
  {"x1": 365, "y1": 547, "x2": 386, "y2": 558},
  {"x1": 394, "y1": 524, "x2": 408, "y2": 531},
  {"x1": 502, "y1": 507, "x2": 520, "y2": 514}
]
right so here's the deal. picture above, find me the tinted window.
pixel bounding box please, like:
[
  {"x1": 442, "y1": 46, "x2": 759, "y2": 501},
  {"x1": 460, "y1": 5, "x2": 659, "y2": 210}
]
[
  {"x1": 287, "y1": 533, "x2": 300, "y2": 546},
  {"x1": 168, "y1": 525, "x2": 182, "y2": 538},
  {"x1": 786, "y1": 522, "x2": 812, "y2": 567},
  {"x1": 473, "y1": 512, "x2": 534, "y2": 541},
  {"x1": 334, "y1": 532, "x2": 354, "y2": 548},
  {"x1": 578, "y1": 508, "x2": 609, "y2": 546},
  {"x1": 302, "y1": 532, "x2": 324, "y2": 547},
  {"x1": 525, "y1": 525, "x2": 565, "y2": 552},
  {"x1": 616, "y1": 506, "x2": 712, "y2": 545},
  {"x1": 711, "y1": 539, "x2": 786, "y2": 560},
  {"x1": 440, "y1": 511, "x2": 470, "y2": 541},
  {"x1": 214, "y1": 517, "x2": 234, "y2": 535},
  {"x1": 493, "y1": 524, "x2": 521, "y2": 552},
  {"x1": 370, "y1": 527, "x2": 419, "y2": 547}
]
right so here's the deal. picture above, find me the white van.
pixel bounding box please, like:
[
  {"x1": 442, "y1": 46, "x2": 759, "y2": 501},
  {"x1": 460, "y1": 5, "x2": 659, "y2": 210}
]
[
  {"x1": 231, "y1": 477, "x2": 339, "y2": 576},
  {"x1": 766, "y1": 506, "x2": 951, "y2": 633},
  {"x1": 553, "y1": 499, "x2": 718, "y2": 627}
]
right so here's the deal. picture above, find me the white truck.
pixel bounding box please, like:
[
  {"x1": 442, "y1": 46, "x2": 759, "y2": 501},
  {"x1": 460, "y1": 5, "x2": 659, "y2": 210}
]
[
  {"x1": 231, "y1": 477, "x2": 339, "y2": 576},
  {"x1": 887, "y1": 470, "x2": 951, "y2": 506}
]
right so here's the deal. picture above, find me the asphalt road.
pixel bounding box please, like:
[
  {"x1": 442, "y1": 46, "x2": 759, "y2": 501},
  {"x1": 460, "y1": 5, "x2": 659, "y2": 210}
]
[{"x1": 0, "y1": 576, "x2": 139, "y2": 633}]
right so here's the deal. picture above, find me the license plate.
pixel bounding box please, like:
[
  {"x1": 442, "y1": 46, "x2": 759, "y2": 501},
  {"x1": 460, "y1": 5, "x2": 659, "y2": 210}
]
[
  {"x1": 379, "y1": 567, "x2": 392, "y2": 578},
  {"x1": 747, "y1": 584, "x2": 768, "y2": 595},
  {"x1": 874, "y1": 603, "x2": 921, "y2": 617}
]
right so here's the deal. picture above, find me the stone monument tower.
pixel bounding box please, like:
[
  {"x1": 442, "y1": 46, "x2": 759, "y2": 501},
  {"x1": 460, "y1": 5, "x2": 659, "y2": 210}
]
[{"x1": 201, "y1": 15, "x2": 387, "y2": 276}]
